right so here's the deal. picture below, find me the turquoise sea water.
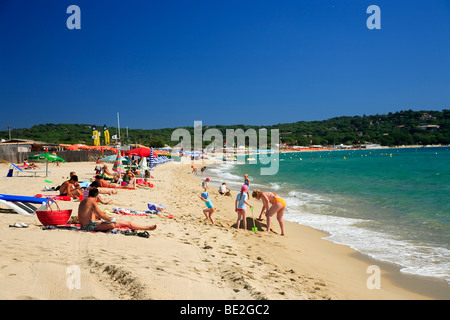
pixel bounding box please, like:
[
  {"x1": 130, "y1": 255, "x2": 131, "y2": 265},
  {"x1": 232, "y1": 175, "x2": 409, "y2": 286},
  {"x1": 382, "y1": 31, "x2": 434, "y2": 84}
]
[{"x1": 207, "y1": 147, "x2": 450, "y2": 283}]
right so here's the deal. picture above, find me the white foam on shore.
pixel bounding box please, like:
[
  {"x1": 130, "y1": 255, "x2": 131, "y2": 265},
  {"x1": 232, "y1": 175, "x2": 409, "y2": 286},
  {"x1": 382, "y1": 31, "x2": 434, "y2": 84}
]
[
  {"x1": 284, "y1": 195, "x2": 450, "y2": 284},
  {"x1": 204, "y1": 161, "x2": 450, "y2": 284},
  {"x1": 206, "y1": 164, "x2": 242, "y2": 185}
]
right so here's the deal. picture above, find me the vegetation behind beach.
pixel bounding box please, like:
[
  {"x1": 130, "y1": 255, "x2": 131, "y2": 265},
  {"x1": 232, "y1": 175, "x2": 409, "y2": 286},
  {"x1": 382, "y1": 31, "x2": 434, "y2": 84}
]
[{"x1": 1, "y1": 109, "x2": 449, "y2": 147}]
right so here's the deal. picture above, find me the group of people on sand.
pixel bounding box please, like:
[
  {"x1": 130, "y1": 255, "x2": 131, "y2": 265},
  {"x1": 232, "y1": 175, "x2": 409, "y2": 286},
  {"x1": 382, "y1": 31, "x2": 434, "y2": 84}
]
[
  {"x1": 78, "y1": 188, "x2": 156, "y2": 233},
  {"x1": 198, "y1": 173, "x2": 286, "y2": 236},
  {"x1": 58, "y1": 161, "x2": 285, "y2": 236},
  {"x1": 55, "y1": 164, "x2": 157, "y2": 234},
  {"x1": 94, "y1": 158, "x2": 151, "y2": 189}
]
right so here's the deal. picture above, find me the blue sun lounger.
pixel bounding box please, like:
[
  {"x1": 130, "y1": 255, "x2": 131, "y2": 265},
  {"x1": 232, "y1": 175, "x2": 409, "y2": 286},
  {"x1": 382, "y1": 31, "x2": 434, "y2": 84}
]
[
  {"x1": 7, "y1": 163, "x2": 50, "y2": 177},
  {"x1": 0, "y1": 194, "x2": 52, "y2": 215}
]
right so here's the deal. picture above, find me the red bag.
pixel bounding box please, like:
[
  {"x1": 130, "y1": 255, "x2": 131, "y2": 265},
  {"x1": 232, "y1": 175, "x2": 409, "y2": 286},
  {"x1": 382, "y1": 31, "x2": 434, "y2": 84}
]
[{"x1": 36, "y1": 201, "x2": 73, "y2": 226}]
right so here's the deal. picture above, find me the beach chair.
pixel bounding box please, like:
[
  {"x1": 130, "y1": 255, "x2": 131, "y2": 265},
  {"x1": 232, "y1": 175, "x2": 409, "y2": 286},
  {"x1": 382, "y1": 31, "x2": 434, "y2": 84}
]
[
  {"x1": 0, "y1": 194, "x2": 52, "y2": 215},
  {"x1": 9, "y1": 163, "x2": 50, "y2": 177}
]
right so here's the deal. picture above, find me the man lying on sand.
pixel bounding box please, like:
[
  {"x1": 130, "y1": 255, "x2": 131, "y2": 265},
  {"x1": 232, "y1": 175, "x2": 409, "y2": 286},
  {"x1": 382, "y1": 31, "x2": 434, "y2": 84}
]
[
  {"x1": 78, "y1": 188, "x2": 157, "y2": 232},
  {"x1": 95, "y1": 175, "x2": 116, "y2": 188}
]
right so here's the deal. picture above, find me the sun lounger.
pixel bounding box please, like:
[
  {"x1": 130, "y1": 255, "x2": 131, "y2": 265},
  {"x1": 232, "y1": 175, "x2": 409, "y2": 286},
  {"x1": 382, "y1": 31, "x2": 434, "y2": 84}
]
[
  {"x1": 0, "y1": 194, "x2": 52, "y2": 215},
  {"x1": 8, "y1": 164, "x2": 50, "y2": 177}
]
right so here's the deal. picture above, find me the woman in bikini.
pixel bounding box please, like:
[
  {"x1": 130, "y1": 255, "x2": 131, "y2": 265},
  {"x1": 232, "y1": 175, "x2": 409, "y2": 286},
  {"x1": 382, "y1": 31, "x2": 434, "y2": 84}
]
[{"x1": 252, "y1": 189, "x2": 286, "y2": 236}]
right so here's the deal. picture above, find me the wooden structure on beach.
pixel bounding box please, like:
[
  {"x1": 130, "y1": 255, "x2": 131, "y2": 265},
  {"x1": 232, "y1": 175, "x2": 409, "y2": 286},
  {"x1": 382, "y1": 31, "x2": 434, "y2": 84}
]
[{"x1": 0, "y1": 139, "x2": 116, "y2": 163}]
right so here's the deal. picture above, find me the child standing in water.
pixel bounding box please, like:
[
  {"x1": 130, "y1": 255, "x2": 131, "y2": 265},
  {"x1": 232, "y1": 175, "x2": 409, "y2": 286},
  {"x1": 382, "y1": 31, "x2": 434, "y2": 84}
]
[
  {"x1": 243, "y1": 174, "x2": 250, "y2": 197},
  {"x1": 235, "y1": 185, "x2": 253, "y2": 230},
  {"x1": 244, "y1": 173, "x2": 250, "y2": 187},
  {"x1": 198, "y1": 192, "x2": 215, "y2": 224}
]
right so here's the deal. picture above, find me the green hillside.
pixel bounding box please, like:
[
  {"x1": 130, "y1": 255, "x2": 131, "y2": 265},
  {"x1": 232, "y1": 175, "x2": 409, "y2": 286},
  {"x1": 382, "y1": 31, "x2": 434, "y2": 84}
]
[{"x1": 1, "y1": 110, "x2": 449, "y2": 148}]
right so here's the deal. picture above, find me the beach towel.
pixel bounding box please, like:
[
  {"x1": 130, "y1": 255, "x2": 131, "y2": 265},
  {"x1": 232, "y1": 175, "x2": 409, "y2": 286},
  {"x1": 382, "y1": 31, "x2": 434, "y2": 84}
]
[
  {"x1": 34, "y1": 194, "x2": 71, "y2": 201},
  {"x1": 41, "y1": 223, "x2": 130, "y2": 234},
  {"x1": 111, "y1": 207, "x2": 174, "y2": 219},
  {"x1": 112, "y1": 207, "x2": 149, "y2": 216}
]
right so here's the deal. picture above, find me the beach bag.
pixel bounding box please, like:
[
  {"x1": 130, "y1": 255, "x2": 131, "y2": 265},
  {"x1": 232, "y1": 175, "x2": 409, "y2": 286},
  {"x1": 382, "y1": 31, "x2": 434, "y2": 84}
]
[{"x1": 36, "y1": 201, "x2": 72, "y2": 226}]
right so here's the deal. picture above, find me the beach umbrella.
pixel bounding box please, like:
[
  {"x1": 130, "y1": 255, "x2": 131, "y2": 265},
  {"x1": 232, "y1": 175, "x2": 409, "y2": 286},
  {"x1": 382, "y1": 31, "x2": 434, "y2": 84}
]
[
  {"x1": 100, "y1": 155, "x2": 117, "y2": 162},
  {"x1": 66, "y1": 145, "x2": 79, "y2": 151},
  {"x1": 126, "y1": 147, "x2": 157, "y2": 158},
  {"x1": 28, "y1": 153, "x2": 65, "y2": 177},
  {"x1": 101, "y1": 154, "x2": 129, "y2": 163},
  {"x1": 138, "y1": 156, "x2": 148, "y2": 177},
  {"x1": 149, "y1": 148, "x2": 154, "y2": 169},
  {"x1": 112, "y1": 154, "x2": 124, "y2": 174},
  {"x1": 139, "y1": 156, "x2": 148, "y2": 171},
  {"x1": 28, "y1": 153, "x2": 66, "y2": 163},
  {"x1": 76, "y1": 144, "x2": 90, "y2": 150}
]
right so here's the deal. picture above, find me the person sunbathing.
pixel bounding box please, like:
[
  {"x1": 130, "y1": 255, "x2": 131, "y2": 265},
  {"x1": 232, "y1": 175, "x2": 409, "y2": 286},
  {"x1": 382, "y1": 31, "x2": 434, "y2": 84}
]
[
  {"x1": 102, "y1": 165, "x2": 115, "y2": 180},
  {"x1": 20, "y1": 161, "x2": 38, "y2": 170},
  {"x1": 95, "y1": 175, "x2": 115, "y2": 188},
  {"x1": 83, "y1": 181, "x2": 113, "y2": 204},
  {"x1": 59, "y1": 175, "x2": 83, "y2": 199},
  {"x1": 78, "y1": 188, "x2": 157, "y2": 232},
  {"x1": 122, "y1": 170, "x2": 147, "y2": 189},
  {"x1": 69, "y1": 171, "x2": 82, "y2": 191}
]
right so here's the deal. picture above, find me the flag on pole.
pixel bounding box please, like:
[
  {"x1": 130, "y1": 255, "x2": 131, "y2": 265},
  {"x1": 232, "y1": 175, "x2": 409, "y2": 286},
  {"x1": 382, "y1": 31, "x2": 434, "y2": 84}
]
[
  {"x1": 92, "y1": 125, "x2": 100, "y2": 146},
  {"x1": 104, "y1": 125, "x2": 110, "y2": 145}
]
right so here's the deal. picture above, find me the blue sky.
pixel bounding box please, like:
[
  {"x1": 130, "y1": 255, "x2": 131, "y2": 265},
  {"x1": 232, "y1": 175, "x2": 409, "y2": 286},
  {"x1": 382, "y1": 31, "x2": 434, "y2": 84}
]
[{"x1": 1, "y1": 0, "x2": 449, "y2": 130}]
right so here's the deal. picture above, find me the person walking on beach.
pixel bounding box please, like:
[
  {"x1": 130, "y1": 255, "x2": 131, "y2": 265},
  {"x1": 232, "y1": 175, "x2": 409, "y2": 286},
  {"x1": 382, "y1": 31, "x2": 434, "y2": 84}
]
[
  {"x1": 198, "y1": 192, "x2": 215, "y2": 224},
  {"x1": 252, "y1": 189, "x2": 286, "y2": 236},
  {"x1": 78, "y1": 188, "x2": 157, "y2": 232},
  {"x1": 235, "y1": 185, "x2": 253, "y2": 230}
]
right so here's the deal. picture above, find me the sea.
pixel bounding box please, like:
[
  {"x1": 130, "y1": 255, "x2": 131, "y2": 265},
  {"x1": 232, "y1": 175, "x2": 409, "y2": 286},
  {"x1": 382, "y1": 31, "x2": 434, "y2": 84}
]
[{"x1": 205, "y1": 147, "x2": 450, "y2": 284}]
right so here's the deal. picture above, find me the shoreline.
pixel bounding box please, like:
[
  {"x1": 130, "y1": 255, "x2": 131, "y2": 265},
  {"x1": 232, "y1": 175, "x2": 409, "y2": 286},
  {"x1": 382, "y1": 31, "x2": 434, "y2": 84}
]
[
  {"x1": 279, "y1": 144, "x2": 449, "y2": 153},
  {"x1": 189, "y1": 160, "x2": 450, "y2": 299},
  {"x1": 202, "y1": 149, "x2": 450, "y2": 288},
  {"x1": 0, "y1": 161, "x2": 449, "y2": 300}
]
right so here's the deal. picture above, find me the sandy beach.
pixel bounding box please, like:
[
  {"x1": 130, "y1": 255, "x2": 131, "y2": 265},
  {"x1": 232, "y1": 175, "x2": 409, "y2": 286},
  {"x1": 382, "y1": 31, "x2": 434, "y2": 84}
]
[{"x1": 0, "y1": 160, "x2": 449, "y2": 301}]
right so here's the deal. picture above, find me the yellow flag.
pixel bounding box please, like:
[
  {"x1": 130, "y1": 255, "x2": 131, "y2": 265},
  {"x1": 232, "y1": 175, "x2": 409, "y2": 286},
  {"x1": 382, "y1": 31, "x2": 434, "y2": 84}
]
[
  {"x1": 104, "y1": 125, "x2": 110, "y2": 145},
  {"x1": 92, "y1": 126, "x2": 100, "y2": 146}
]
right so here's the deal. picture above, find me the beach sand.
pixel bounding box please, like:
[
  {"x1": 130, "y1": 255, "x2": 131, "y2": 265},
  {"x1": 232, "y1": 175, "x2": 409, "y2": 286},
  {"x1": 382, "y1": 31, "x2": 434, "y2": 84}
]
[{"x1": 0, "y1": 160, "x2": 449, "y2": 300}]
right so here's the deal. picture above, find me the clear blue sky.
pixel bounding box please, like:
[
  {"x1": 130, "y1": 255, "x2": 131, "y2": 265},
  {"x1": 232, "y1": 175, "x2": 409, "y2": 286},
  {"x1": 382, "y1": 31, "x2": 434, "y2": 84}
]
[{"x1": 1, "y1": 0, "x2": 449, "y2": 130}]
